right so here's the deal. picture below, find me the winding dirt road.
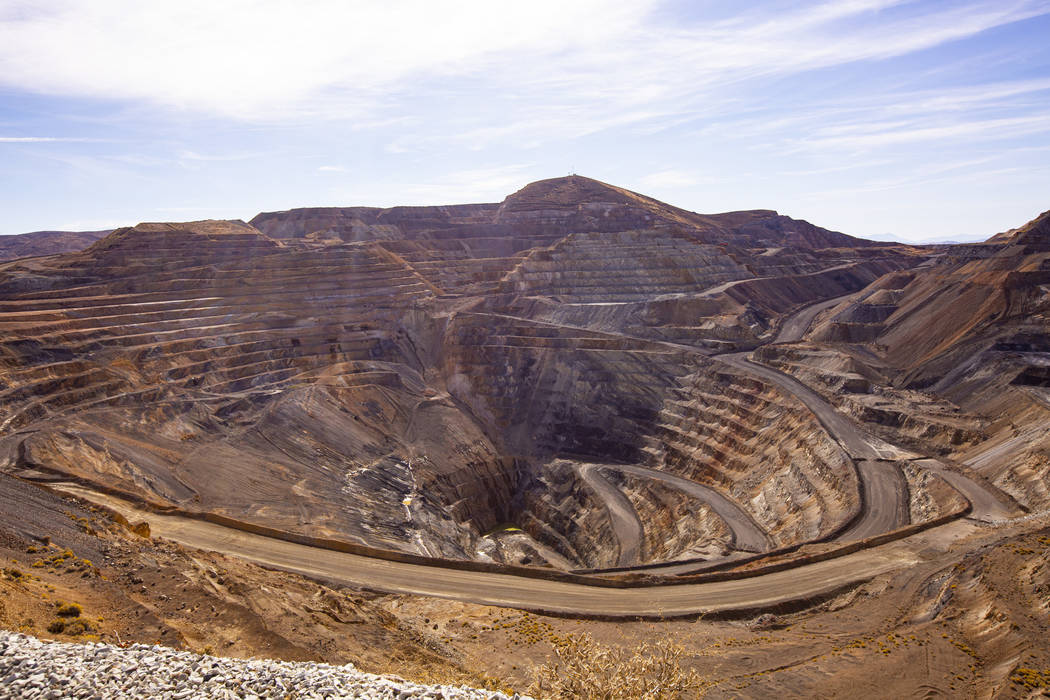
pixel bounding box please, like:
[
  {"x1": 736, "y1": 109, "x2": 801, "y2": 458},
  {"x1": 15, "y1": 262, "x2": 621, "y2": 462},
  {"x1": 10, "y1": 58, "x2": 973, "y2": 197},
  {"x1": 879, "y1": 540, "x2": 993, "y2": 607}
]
[
  {"x1": 717, "y1": 293, "x2": 1018, "y2": 535},
  {"x1": 838, "y1": 459, "x2": 911, "y2": 541},
  {"x1": 773, "y1": 294, "x2": 851, "y2": 344},
  {"x1": 57, "y1": 483, "x2": 926, "y2": 618},
  {"x1": 44, "y1": 291, "x2": 1020, "y2": 617},
  {"x1": 911, "y1": 458, "x2": 1017, "y2": 521},
  {"x1": 717, "y1": 351, "x2": 881, "y2": 460},
  {"x1": 577, "y1": 464, "x2": 645, "y2": 567},
  {"x1": 715, "y1": 351, "x2": 912, "y2": 538},
  {"x1": 592, "y1": 462, "x2": 772, "y2": 553}
]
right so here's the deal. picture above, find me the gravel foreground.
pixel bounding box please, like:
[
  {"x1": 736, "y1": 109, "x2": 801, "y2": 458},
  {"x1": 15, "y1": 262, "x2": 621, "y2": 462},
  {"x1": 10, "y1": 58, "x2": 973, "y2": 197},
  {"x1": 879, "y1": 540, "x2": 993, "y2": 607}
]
[{"x1": 0, "y1": 631, "x2": 529, "y2": 699}]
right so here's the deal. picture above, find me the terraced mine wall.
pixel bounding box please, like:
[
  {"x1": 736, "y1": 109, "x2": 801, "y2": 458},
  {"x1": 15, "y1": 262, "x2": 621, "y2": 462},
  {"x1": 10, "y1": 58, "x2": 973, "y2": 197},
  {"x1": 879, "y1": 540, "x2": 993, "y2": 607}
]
[
  {"x1": 0, "y1": 176, "x2": 945, "y2": 576},
  {"x1": 642, "y1": 366, "x2": 860, "y2": 546}
]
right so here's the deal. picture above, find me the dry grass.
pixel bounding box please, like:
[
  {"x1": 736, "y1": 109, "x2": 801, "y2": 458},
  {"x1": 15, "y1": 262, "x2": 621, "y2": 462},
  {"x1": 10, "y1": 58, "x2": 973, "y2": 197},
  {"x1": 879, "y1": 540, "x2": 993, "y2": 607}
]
[{"x1": 529, "y1": 632, "x2": 705, "y2": 699}]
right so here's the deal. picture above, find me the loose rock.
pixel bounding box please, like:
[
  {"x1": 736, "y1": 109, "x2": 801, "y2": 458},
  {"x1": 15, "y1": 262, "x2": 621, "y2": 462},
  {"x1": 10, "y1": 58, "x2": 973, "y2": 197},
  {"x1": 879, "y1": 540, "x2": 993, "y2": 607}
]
[{"x1": 0, "y1": 631, "x2": 526, "y2": 699}]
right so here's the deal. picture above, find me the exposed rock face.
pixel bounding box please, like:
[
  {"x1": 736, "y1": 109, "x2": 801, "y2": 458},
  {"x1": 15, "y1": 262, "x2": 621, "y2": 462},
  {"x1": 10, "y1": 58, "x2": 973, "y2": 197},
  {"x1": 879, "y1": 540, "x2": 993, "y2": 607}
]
[
  {"x1": 3, "y1": 175, "x2": 1031, "y2": 573},
  {"x1": 772, "y1": 208, "x2": 1050, "y2": 512}
]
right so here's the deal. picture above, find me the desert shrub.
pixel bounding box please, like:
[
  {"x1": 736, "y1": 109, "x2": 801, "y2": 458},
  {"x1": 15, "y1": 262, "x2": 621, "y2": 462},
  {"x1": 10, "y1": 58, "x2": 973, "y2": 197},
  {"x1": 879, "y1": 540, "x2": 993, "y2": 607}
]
[
  {"x1": 46, "y1": 619, "x2": 66, "y2": 634},
  {"x1": 530, "y1": 633, "x2": 705, "y2": 699},
  {"x1": 62, "y1": 619, "x2": 94, "y2": 636},
  {"x1": 56, "y1": 602, "x2": 82, "y2": 617}
]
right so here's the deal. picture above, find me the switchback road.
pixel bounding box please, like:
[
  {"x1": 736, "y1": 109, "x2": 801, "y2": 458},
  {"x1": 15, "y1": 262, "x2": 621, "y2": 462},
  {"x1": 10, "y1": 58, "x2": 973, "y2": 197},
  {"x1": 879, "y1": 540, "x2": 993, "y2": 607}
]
[
  {"x1": 43, "y1": 291, "x2": 1020, "y2": 618},
  {"x1": 577, "y1": 464, "x2": 644, "y2": 567},
  {"x1": 593, "y1": 462, "x2": 772, "y2": 553}
]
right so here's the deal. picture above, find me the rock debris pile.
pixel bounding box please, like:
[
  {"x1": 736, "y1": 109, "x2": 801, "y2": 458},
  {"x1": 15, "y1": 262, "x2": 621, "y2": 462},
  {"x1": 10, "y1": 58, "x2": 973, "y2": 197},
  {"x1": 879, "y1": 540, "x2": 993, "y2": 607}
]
[{"x1": 0, "y1": 631, "x2": 526, "y2": 700}]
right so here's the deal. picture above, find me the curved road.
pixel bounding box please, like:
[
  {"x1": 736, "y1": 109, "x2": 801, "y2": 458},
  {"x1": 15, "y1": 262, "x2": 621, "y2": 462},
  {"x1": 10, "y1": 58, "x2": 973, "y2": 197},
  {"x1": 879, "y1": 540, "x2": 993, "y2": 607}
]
[
  {"x1": 577, "y1": 464, "x2": 645, "y2": 567},
  {"x1": 715, "y1": 350, "x2": 911, "y2": 540},
  {"x1": 773, "y1": 294, "x2": 852, "y2": 344},
  {"x1": 58, "y1": 483, "x2": 922, "y2": 618},
  {"x1": 911, "y1": 458, "x2": 1017, "y2": 521},
  {"x1": 592, "y1": 462, "x2": 772, "y2": 553},
  {"x1": 42, "y1": 291, "x2": 1020, "y2": 618},
  {"x1": 838, "y1": 459, "x2": 910, "y2": 541},
  {"x1": 697, "y1": 263, "x2": 856, "y2": 300},
  {"x1": 717, "y1": 352, "x2": 882, "y2": 460},
  {"x1": 718, "y1": 291, "x2": 1018, "y2": 536}
]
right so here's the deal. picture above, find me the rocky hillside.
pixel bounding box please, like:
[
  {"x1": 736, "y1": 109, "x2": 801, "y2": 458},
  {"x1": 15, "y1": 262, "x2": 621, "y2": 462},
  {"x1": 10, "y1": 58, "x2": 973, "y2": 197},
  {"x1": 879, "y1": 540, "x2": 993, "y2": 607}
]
[
  {"x1": 1, "y1": 178, "x2": 1049, "y2": 697},
  {"x1": 0, "y1": 177, "x2": 933, "y2": 575},
  {"x1": 1, "y1": 177, "x2": 1038, "y2": 582},
  {"x1": 778, "y1": 208, "x2": 1050, "y2": 516},
  {"x1": 0, "y1": 229, "x2": 111, "y2": 262}
]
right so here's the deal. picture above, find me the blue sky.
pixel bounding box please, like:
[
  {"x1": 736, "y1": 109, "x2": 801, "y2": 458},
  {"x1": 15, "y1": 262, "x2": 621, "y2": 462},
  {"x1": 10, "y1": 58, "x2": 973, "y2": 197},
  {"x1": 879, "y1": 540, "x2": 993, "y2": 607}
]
[{"x1": 1, "y1": 1, "x2": 1049, "y2": 242}]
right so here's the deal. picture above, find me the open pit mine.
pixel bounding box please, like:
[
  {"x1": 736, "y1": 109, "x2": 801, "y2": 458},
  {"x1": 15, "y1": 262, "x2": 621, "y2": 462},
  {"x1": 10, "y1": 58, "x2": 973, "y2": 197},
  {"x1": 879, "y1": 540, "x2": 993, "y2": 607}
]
[{"x1": 2, "y1": 175, "x2": 1050, "y2": 696}]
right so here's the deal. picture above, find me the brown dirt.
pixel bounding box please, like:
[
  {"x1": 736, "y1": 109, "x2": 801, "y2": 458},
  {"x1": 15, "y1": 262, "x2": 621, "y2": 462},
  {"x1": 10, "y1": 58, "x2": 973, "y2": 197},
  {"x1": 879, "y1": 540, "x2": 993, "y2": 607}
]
[{"x1": 4, "y1": 472, "x2": 1050, "y2": 697}]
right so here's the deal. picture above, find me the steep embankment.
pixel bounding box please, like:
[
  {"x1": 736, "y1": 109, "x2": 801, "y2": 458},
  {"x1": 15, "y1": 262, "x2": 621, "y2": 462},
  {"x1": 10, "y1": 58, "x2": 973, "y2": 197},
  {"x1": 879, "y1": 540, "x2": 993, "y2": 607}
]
[{"x1": 803, "y1": 210, "x2": 1050, "y2": 510}]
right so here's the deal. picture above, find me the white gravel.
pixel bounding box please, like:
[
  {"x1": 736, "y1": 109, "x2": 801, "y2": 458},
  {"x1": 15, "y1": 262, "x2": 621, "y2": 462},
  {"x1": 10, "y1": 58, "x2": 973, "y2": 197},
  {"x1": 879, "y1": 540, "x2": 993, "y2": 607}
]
[{"x1": 0, "y1": 631, "x2": 529, "y2": 699}]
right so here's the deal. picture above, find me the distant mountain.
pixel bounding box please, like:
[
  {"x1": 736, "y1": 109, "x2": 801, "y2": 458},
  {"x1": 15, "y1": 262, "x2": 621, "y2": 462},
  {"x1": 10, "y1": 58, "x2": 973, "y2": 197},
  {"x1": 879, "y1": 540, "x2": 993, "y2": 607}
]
[
  {"x1": 0, "y1": 229, "x2": 112, "y2": 261},
  {"x1": 862, "y1": 232, "x2": 990, "y2": 245},
  {"x1": 252, "y1": 174, "x2": 886, "y2": 250}
]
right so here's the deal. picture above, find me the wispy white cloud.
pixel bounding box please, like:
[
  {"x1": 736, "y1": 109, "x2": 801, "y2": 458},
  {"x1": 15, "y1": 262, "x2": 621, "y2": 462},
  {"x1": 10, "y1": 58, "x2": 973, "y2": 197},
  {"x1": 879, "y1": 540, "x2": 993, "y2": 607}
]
[
  {"x1": 0, "y1": 0, "x2": 652, "y2": 120},
  {"x1": 669, "y1": 74, "x2": 1050, "y2": 162},
  {"x1": 174, "y1": 148, "x2": 270, "y2": 171},
  {"x1": 19, "y1": 150, "x2": 139, "y2": 178},
  {"x1": 317, "y1": 165, "x2": 347, "y2": 173},
  {"x1": 879, "y1": 77, "x2": 1050, "y2": 115},
  {"x1": 178, "y1": 149, "x2": 265, "y2": 162},
  {"x1": 785, "y1": 114, "x2": 1050, "y2": 153},
  {"x1": 1, "y1": 0, "x2": 1047, "y2": 135}
]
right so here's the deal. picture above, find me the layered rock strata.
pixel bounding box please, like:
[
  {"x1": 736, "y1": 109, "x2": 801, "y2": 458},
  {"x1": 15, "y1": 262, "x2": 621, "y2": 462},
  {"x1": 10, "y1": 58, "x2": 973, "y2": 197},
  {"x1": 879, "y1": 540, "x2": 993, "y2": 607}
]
[{"x1": 1, "y1": 176, "x2": 993, "y2": 573}]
